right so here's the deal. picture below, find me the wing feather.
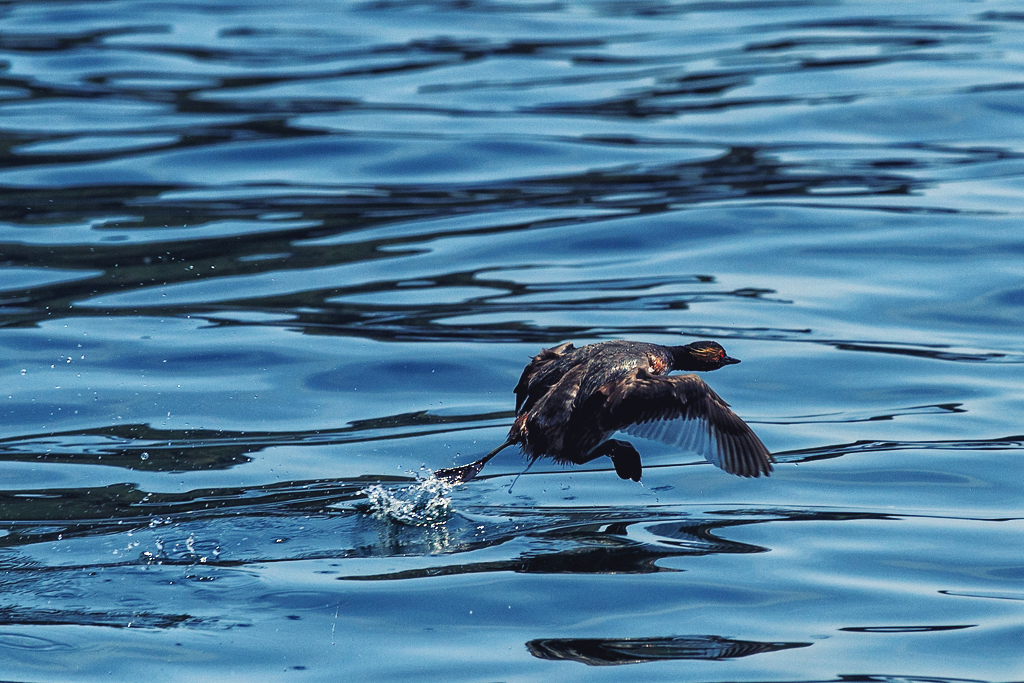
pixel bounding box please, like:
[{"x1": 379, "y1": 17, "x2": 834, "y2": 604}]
[{"x1": 603, "y1": 370, "x2": 773, "y2": 478}]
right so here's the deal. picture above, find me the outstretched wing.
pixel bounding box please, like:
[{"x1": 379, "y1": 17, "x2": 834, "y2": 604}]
[
  {"x1": 514, "y1": 342, "x2": 576, "y2": 413},
  {"x1": 597, "y1": 370, "x2": 773, "y2": 478}
]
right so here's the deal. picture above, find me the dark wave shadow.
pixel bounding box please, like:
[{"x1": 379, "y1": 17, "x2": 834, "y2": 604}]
[
  {"x1": 0, "y1": 476, "x2": 406, "y2": 550},
  {"x1": 825, "y1": 342, "x2": 1011, "y2": 363},
  {"x1": 641, "y1": 676, "x2": 999, "y2": 683},
  {"x1": 2, "y1": 399, "x2": 1017, "y2": 513},
  {"x1": 939, "y1": 589, "x2": 1024, "y2": 602},
  {"x1": 0, "y1": 141, "x2": 1011, "y2": 347},
  {"x1": 526, "y1": 633, "x2": 812, "y2": 665},
  {"x1": 839, "y1": 624, "x2": 975, "y2": 633},
  {"x1": 2, "y1": 0, "x2": 1020, "y2": 352},
  {"x1": 763, "y1": 403, "x2": 966, "y2": 425},
  {"x1": 0, "y1": 411, "x2": 509, "y2": 472},
  {"x1": 774, "y1": 434, "x2": 1024, "y2": 467},
  {"x1": 0, "y1": 474, "x2": 997, "y2": 580},
  {"x1": 3, "y1": 187, "x2": 1019, "y2": 361},
  {"x1": 337, "y1": 507, "x2": 914, "y2": 581},
  {"x1": 0, "y1": 481, "x2": 772, "y2": 566},
  {"x1": 0, "y1": 605, "x2": 198, "y2": 630}
]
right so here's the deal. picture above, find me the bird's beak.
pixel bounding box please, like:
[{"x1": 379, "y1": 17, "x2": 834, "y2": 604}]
[{"x1": 723, "y1": 355, "x2": 741, "y2": 365}]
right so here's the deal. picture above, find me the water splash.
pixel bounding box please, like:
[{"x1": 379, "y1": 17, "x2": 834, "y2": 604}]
[{"x1": 362, "y1": 473, "x2": 455, "y2": 526}]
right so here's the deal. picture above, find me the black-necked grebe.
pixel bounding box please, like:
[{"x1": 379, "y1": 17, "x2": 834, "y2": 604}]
[{"x1": 436, "y1": 339, "x2": 773, "y2": 483}]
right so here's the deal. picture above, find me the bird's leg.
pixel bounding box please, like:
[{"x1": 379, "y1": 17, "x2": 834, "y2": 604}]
[
  {"x1": 434, "y1": 439, "x2": 515, "y2": 483},
  {"x1": 581, "y1": 439, "x2": 643, "y2": 482}
]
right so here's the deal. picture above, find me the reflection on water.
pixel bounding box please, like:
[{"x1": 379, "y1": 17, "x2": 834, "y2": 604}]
[
  {"x1": 1, "y1": 0, "x2": 1024, "y2": 680},
  {"x1": 527, "y1": 634, "x2": 812, "y2": 665}
]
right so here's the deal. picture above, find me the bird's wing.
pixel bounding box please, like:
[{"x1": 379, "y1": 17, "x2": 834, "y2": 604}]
[
  {"x1": 514, "y1": 342, "x2": 576, "y2": 413},
  {"x1": 597, "y1": 370, "x2": 773, "y2": 478}
]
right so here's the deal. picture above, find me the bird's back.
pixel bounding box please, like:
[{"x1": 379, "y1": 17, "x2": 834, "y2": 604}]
[
  {"x1": 512, "y1": 340, "x2": 674, "y2": 457},
  {"x1": 515, "y1": 340, "x2": 670, "y2": 413}
]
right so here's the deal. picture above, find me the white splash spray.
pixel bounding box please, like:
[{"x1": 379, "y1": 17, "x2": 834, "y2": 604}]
[{"x1": 361, "y1": 472, "x2": 455, "y2": 526}]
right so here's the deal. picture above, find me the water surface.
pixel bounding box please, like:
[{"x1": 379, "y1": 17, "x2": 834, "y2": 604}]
[{"x1": 1, "y1": 0, "x2": 1023, "y2": 680}]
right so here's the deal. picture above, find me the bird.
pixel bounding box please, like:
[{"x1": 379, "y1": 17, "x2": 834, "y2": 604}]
[{"x1": 435, "y1": 339, "x2": 772, "y2": 483}]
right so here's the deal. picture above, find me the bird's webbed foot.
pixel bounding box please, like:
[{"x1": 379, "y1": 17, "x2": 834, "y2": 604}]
[
  {"x1": 434, "y1": 457, "x2": 488, "y2": 483},
  {"x1": 589, "y1": 439, "x2": 642, "y2": 482}
]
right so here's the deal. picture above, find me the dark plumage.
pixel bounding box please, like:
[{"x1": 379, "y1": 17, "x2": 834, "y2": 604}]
[{"x1": 435, "y1": 339, "x2": 773, "y2": 483}]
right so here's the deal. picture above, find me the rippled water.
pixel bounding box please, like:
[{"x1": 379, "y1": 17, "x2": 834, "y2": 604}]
[{"x1": 1, "y1": 0, "x2": 1023, "y2": 680}]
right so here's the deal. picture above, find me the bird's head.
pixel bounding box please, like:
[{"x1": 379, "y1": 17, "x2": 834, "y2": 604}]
[{"x1": 673, "y1": 340, "x2": 741, "y2": 371}]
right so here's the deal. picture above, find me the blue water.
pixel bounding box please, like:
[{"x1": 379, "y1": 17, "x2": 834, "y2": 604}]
[{"x1": 1, "y1": 0, "x2": 1023, "y2": 680}]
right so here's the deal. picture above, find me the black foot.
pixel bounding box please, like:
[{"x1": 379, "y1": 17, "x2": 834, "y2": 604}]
[
  {"x1": 588, "y1": 439, "x2": 642, "y2": 482},
  {"x1": 434, "y1": 441, "x2": 513, "y2": 484},
  {"x1": 434, "y1": 458, "x2": 488, "y2": 483},
  {"x1": 612, "y1": 453, "x2": 641, "y2": 481}
]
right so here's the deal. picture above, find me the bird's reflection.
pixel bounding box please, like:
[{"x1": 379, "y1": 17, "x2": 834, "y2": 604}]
[{"x1": 526, "y1": 633, "x2": 811, "y2": 665}]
